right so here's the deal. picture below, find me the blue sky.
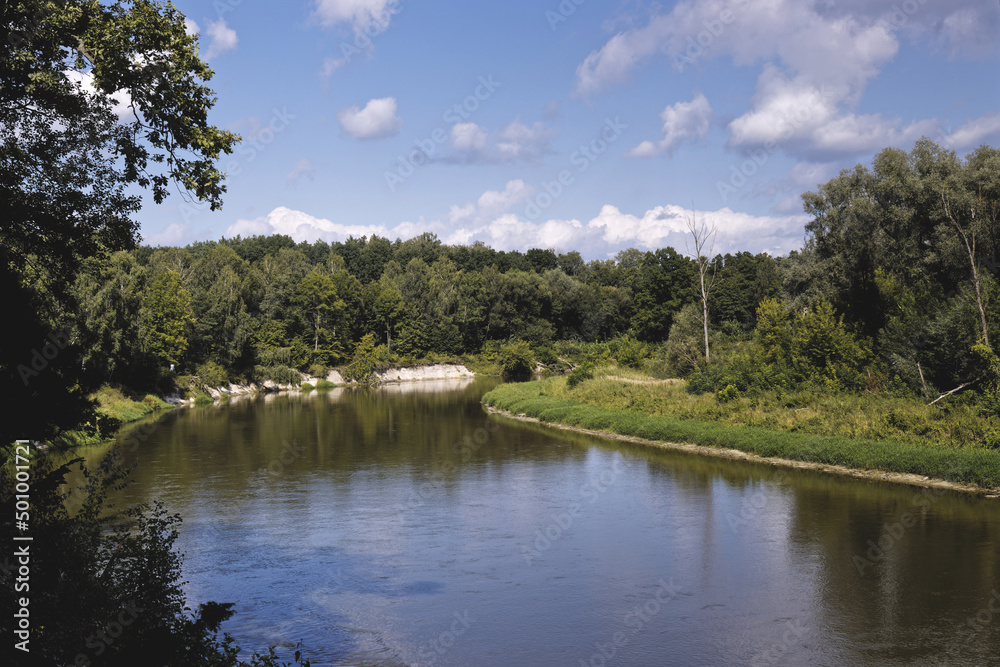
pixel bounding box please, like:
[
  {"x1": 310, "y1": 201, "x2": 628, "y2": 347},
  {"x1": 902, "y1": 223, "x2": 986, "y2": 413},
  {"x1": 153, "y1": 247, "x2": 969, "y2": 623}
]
[{"x1": 139, "y1": 0, "x2": 1000, "y2": 259}]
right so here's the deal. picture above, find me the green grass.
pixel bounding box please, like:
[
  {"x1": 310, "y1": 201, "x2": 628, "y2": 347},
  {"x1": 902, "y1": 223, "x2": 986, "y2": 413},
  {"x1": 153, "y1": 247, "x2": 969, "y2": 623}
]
[
  {"x1": 48, "y1": 385, "x2": 174, "y2": 448},
  {"x1": 91, "y1": 385, "x2": 173, "y2": 422},
  {"x1": 482, "y1": 373, "x2": 1000, "y2": 490}
]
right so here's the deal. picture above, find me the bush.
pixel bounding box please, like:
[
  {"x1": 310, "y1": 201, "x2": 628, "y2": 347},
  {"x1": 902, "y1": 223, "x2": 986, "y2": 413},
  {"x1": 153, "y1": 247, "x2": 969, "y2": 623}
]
[
  {"x1": 567, "y1": 362, "x2": 595, "y2": 389},
  {"x1": 535, "y1": 346, "x2": 559, "y2": 367},
  {"x1": 194, "y1": 392, "x2": 213, "y2": 404},
  {"x1": 717, "y1": 384, "x2": 741, "y2": 403},
  {"x1": 254, "y1": 364, "x2": 301, "y2": 386},
  {"x1": 316, "y1": 379, "x2": 336, "y2": 390},
  {"x1": 615, "y1": 336, "x2": 649, "y2": 369},
  {"x1": 497, "y1": 340, "x2": 535, "y2": 381},
  {"x1": 343, "y1": 333, "x2": 391, "y2": 384},
  {"x1": 300, "y1": 382, "x2": 314, "y2": 391},
  {"x1": 196, "y1": 361, "x2": 228, "y2": 390}
]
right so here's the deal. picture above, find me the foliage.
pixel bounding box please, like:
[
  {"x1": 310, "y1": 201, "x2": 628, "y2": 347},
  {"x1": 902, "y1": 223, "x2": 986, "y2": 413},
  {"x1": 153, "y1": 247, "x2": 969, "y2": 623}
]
[
  {"x1": 689, "y1": 298, "x2": 872, "y2": 395},
  {"x1": 483, "y1": 378, "x2": 1000, "y2": 488},
  {"x1": 567, "y1": 362, "x2": 595, "y2": 389},
  {"x1": 614, "y1": 335, "x2": 650, "y2": 369},
  {"x1": 196, "y1": 361, "x2": 230, "y2": 390},
  {"x1": 343, "y1": 333, "x2": 391, "y2": 384},
  {"x1": 497, "y1": 340, "x2": 535, "y2": 381},
  {"x1": 1, "y1": 0, "x2": 237, "y2": 445},
  {"x1": 142, "y1": 271, "x2": 195, "y2": 368}
]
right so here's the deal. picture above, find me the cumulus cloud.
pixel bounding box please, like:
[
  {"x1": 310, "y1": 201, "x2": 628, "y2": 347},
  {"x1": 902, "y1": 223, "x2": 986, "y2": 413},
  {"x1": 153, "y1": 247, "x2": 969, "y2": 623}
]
[
  {"x1": 147, "y1": 222, "x2": 194, "y2": 247},
  {"x1": 576, "y1": 0, "x2": 997, "y2": 160},
  {"x1": 446, "y1": 120, "x2": 553, "y2": 164},
  {"x1": 226, "y1": 202, "x2": 809, "y2": 258},
  {"x1": 944, "y1": 113, "x2": 1000, "y2": 150},
  {"x1": 204, "y1": 19, "x2": 238, "y2": 58},
  {"x1": 337, "y1": 97, "x2": 402, "y2": 140},
  {"x1": 226, "y1": 206, "x2": 428, "y2": 243},
  {"x1": 628, "y1": 93, "x2": 712, "y2": 157}
]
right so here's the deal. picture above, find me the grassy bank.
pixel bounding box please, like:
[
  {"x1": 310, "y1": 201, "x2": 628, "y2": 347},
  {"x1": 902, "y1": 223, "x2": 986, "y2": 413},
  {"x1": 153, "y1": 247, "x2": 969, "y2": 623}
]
[
  {"x1": 482, "y1": 371, "x2": 1000, "y2": 490},
  {"x1": 50, "y1": 385, "x2": 174, "y2": 448}
]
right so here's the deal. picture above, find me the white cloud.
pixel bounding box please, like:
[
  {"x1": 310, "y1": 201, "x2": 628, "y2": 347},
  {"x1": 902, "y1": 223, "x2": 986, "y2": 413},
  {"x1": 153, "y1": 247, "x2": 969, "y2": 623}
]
[
  {"x1": 184, "y1": 18, "x2": 199, "y2": 36},
  {"x1": 495, "y1": 120, "x2": 553, "y2": 162},
  {"x1": 447, "y1": 120, "x2": 553, "y2": 164},
  {"x1": 944, "y1": 113, "x2": 1000, "y2": 150},
  {"x1": 226, "y1": 206, "x2": 419, "y2": 243},
  {"x1": 628, "y1": 93, "x2": 712, "y2": 157},
  {"x1": 227, "y1": 202, "x2": 810, "y2": 258},
  {"x1": 286, "y1": 159, "x2": 316, "y2": 186},
  {"x1": 314, "y1": 0, "x2": 398, "y2": 31},
  {"x1": 205, "y1": 19, "x2": 238, "y2": 59},
  {"x1": 450, "y1": 122, "x2": 489, "y2": 153},
  {"x1": 64, "y1": 70, "x2": 133, "y2": 119},
  {"x1": 575, "y1": 0, "x2": 996, "y2": 160},
  {"x1": 337, "y1": 97, "x2": 401, "y2": 140},
  {"x1": 147, "y1": 222, "x2": 194, "y2": 247}
]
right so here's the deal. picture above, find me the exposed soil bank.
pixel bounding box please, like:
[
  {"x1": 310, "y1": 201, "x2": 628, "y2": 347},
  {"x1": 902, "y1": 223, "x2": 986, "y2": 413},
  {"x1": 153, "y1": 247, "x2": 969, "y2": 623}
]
[
  {"x1": 167, "y1": 363, "x2": 477, "y2": 405},
  {"x1": 483, "y1": 405, "x2": 1000, "y2": 498}
]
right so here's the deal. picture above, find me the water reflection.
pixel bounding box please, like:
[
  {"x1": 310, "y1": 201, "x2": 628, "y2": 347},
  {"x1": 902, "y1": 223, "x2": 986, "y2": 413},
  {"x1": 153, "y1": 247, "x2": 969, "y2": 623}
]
[{"x1": 65, "y1": 379, "x2": 1000, "y2": 666}]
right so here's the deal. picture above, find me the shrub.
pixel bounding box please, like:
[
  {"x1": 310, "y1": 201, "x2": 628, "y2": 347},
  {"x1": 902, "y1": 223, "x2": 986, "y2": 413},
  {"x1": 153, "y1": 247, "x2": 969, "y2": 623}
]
[
  {"x1": 535, "y1": 346, "x2": 559, "y2": 367},
  {"x1": 615, "y1": 336, "x2": 649, "y2": 369},
  {"x1": 308, "y1": 363, "x2": 327, "y2": 379},
  {"x1": 254, "y1": 364, "x2": 301, "y2": 386},
  {"x1": 300, "y1": 382, "x2": 314, "y2": 391},
  {"x1": 717, "y1": 384, "x2": 741, "y2": 403},
  {"x1": 497, "y1": 340, "x2": 535, "y2": 381},
  {"x1": 344, "y1": 333, "x2": 391, "y2": 384},
  {"x1": 567, "y1": 362, "x2": 595, "y2": 389},
  {"x1": 316, "y1": 379, "x2": 336, "y2": 390},
  {"x1": 196, "y1": 361, "x2": 228, "y2": 390}
]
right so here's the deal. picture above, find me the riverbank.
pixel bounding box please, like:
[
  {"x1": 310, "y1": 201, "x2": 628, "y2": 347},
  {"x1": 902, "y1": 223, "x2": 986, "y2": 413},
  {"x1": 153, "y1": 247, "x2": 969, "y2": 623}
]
[{"x1": 482, "y1": 377, "x2": 1000, "y2": 494}]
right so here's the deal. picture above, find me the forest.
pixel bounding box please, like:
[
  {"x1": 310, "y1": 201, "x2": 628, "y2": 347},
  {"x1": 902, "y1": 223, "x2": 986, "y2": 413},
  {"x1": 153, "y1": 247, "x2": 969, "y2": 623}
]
[{"x1": 27, "y1": 140, "x2": 1000, "y2": 414}]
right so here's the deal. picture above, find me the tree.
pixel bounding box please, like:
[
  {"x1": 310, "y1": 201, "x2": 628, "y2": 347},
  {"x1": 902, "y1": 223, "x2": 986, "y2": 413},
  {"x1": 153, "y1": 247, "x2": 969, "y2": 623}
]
[
  {"x1": 2, "y1": 0, "x2": 237, "y2": 445},
  {"x1": 294, "y1": 270, "x2": 345, "y2": 364},
  {"x1": 686, "y1": 211, "x2": 717, "y2": 362},
  {"x1": 72, "y1": 251, "x2": 148, "y2": 384},
  {"x1": 142, "y1": 271, "x2": 195, "y2": 368},
  {"x1": 631, "y1": 248, "x2": 696, "y2": 342}
]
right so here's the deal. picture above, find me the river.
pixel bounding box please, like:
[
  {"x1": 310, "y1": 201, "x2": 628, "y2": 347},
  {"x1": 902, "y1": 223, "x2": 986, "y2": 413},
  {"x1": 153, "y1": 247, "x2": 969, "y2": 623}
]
[{"x1": 99, "y1": 378, "x2": 1000, "y2": 666}]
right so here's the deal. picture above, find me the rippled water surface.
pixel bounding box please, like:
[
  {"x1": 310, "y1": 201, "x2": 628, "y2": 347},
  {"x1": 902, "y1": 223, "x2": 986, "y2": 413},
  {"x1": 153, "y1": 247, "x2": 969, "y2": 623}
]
[{"x1": 99, "y1": 378, "x2": 1000, "y2": 666}]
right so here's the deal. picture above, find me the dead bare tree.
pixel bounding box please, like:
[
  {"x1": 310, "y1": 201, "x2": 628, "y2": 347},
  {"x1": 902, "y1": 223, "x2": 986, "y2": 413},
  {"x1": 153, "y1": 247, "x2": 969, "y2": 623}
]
[{"x1": 686, "y1": 211, "x2": 718, "y2": 363}]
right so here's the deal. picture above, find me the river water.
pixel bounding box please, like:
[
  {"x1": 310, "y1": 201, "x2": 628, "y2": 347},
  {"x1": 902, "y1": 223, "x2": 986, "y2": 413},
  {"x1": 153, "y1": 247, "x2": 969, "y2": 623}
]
[{"x1": 101, "y1": 378, "x2": 999, "y2": 666}]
